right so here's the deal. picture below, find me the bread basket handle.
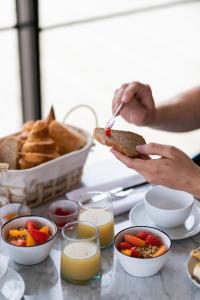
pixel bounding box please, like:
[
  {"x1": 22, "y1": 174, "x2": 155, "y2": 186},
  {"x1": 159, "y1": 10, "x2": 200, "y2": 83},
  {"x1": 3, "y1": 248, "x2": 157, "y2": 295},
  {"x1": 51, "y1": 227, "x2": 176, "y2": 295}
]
[{"x1": 62, "y1": 104, "x2": 99, "y2": 128}]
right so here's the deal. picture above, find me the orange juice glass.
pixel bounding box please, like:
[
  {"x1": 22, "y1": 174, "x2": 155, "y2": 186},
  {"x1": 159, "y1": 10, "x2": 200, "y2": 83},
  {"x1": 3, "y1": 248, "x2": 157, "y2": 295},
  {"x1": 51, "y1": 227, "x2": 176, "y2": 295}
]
[
  {"x1": 61, "y1": 221, "x2": 101, "y2": 285},
  {"x1": 78, "y1": 192, "x2": 114, "y2": 249}
]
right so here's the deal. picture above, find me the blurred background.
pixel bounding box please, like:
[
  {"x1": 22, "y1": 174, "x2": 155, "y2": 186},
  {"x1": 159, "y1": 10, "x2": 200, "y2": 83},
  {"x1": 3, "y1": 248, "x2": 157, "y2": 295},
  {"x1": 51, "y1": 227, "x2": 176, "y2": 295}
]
[{"x1": 1, "y1": 0, "x2": 200, "y2": 159}]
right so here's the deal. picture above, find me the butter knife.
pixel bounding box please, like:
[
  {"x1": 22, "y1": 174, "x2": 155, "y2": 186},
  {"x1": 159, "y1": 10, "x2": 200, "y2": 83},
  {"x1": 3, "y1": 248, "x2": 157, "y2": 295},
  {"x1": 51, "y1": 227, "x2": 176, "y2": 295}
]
[{"x1": 109, "y1": 181, "x2": 150, "y2": 199}]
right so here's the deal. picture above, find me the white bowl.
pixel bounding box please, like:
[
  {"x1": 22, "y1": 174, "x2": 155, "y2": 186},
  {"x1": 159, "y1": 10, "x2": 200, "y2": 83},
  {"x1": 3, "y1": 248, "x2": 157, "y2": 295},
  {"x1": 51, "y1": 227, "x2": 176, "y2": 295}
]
[
  {"x1": 144, "y1": 186, "x2": 194, "y2": 228},
  {"x1": 0, "y1": 203, "x2": 31, "y2": 225},
  {"x1": 186, "y1": 248, "x2": 200, "y2": 288},
  {"x1": 1, "y1": 215, "x2": 57, "y2": 265},
  {"x1": 114, "y1": 226, "x2": 171, "y2": 277}
]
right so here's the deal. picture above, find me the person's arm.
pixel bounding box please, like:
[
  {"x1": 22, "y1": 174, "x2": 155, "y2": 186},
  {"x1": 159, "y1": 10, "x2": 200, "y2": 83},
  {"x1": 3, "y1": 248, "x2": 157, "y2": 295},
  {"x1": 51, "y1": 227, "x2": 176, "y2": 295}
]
[
  {"x1": 152, "y1": 86, "x2": 200, "y2": 132},
  {"x1": 112, "y1": 82, "x2": 200, "y2": 132}
]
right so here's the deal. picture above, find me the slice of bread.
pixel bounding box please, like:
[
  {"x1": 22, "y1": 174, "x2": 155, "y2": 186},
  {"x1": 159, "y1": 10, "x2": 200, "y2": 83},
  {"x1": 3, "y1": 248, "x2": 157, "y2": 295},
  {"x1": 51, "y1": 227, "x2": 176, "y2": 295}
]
[
  {"x1": 0, "y1": 137, "x2": 22, "y2": 169},
  {"x1": 93, "y1": 127, "x2": 146, "y2": 158}
]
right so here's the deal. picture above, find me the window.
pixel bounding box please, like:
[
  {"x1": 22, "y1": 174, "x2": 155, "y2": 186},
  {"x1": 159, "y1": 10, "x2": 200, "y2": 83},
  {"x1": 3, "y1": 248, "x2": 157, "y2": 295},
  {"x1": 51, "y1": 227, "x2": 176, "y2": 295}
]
[
  {"x1": 39, "y1": 1, "x2": 200, "y2": 156},
  {"x1": 0, "y1": 0, "x2": 21, "y2": 136},
  {"x1": 0, "y1": 1, "x2": 200, "y2": 157}
]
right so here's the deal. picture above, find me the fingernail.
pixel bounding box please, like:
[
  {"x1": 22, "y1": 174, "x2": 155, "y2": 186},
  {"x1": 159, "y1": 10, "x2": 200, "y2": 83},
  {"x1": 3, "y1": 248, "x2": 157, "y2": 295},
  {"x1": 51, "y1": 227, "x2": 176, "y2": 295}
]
[{"x1": 136, "y1": 144, "x2": 146, "y2": 153}]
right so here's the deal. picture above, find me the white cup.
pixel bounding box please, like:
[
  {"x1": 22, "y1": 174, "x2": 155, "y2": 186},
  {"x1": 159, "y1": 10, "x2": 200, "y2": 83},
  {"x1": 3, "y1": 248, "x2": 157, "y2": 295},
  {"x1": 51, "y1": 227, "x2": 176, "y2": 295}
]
[{"x1": 144, "y1": 185, "x2": 194, "y2": 228}]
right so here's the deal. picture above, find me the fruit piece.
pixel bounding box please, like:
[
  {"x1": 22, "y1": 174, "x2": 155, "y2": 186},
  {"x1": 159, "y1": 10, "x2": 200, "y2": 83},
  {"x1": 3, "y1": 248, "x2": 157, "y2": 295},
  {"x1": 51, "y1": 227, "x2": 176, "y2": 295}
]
[
  {"x1": 193, "y1": 262, "x2": 200, "y2": 282},
  {"x1": 152, "y1": 245, "x2": 167, "y2": 257},
  {"x1": 40, "y1": 226, "x2": 49, "y2": 236},
  {"x1": 28, "y1": 228, "x2": 48, "y2": 244},
  {"x1": 136, "y1": 231, "x2": 149, "y2": 240},
  {"x1": 27, "y1": 221, "x2": 37, "y2": 231},
  {"x1": 145, "y1": 234, "x2": 161, "y2": 247},
  {"x1": 124, "y1": 234, "x2": 146, "y2": 247},
  {"x1": 117, "y1": 241, "x2": 132, "y2": 250},
  {"x1": 121, "y1": 249, "x2": 132, "y2": 256},
  {"x1": 9, "y1": 229, "x2": 26, "y2": 238},
  {"x1": 26, "y1": 233, "x2": 36, "y2": 246},
  {"x1": 192, "y1": 249, "x2": 200, "y2": 260},
  {"x1": 10, "y1": 239, "x2": 26, "y2": 247},
  {"x1": 131, "y1": 247, "x2": 141, "y2": 258}
]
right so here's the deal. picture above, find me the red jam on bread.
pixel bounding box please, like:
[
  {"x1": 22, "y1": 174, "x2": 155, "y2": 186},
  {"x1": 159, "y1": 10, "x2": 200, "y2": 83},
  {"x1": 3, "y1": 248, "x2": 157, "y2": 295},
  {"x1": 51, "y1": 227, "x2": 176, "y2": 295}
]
[
  {"x1": 105, "y1": 127, "x2": 112, "y2": 137},
  {"x1": 7, "y1": 220, "x2": 51, "y2": 247},
  {"x1": 117, "y1": 230, "x2": 167, "y2": 258}
]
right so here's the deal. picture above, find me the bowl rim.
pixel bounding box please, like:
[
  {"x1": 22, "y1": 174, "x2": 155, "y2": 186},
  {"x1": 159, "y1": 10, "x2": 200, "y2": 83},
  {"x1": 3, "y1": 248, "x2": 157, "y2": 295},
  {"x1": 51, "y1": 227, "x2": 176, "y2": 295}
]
[
  {"x1": 1, "y1": 215, "x2": 57, "y2": 248},
  {"x1": 114, "y1": 225, "x2": 172, "y2": 259},
  {"x1": 145, "y1": 186, "x2": 194, "y2": 212},
  {"x1": 0, "y1": 203, "x2": 32, "y2": 220}
]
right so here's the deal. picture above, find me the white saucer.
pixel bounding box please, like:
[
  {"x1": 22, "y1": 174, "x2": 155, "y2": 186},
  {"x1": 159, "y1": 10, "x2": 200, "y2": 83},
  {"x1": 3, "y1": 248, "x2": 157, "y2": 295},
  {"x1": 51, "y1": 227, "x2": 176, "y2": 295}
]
[
  {"x1": 0, "y1": 267, "x2": 25, "y2": 300},
  {"x1": 0, "y1": 254, "x2": 9, "y2": 280},
  {"x1": 129, "y1": 200, "x2": 200, "y2": 240}
]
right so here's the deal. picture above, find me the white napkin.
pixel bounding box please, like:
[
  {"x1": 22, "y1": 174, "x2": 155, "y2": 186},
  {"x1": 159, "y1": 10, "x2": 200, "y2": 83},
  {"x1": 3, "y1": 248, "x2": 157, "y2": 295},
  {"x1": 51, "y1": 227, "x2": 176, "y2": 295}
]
[{"x1": 66, "y1": 174, "x2": 149, "y2": 216}]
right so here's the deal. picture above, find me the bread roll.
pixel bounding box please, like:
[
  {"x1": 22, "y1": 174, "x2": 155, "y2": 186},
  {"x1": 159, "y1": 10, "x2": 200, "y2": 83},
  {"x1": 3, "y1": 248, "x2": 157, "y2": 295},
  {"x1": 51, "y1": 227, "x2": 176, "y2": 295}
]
[
  {"x1": 93, "y1": 127, "x2": 146, "y2": 158},
  {"x1": 22, "y1": 139, "x2": 56, "y2": 154},
  {"x1": 18, "y1": 158, "x2": 39, "y2": 169},
  {"x1": 0, "y1": 137, "x2": 22, "y2": 169},
  {"x1": 19, "y1": 120, "x2": 60, "y2": 169},
  {"x1": 19, "y1": 152, "x2": 59, "y2": 164},
  {"x1": 30, "y1": 120, "x2": 49, "y2": 139},
  {"x1": 49, "y1": 121, "x2": 86, "y2": 155},
  {"x1": 19, "y1": 120, "x2": 35, "y2": 143},
  {"x1": 46, "y1": 106, "x2": 56, "y2": 126},
  {"x1": 22, "y1": 121, "x2": 35, "y2": 132}
]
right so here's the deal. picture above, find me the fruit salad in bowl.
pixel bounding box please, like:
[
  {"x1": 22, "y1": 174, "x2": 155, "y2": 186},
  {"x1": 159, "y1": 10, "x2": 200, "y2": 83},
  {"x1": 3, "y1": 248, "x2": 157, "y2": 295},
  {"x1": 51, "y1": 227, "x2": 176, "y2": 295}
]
[
  {"x1": 114, "y1": 226, "x2": 171, "y2": 277},
  {"x1": 1, "y1": 215, "x2": 57, "y2": 265},
  {"x1": 7, "y1": 220, "x2": 51, "y2": 247}
]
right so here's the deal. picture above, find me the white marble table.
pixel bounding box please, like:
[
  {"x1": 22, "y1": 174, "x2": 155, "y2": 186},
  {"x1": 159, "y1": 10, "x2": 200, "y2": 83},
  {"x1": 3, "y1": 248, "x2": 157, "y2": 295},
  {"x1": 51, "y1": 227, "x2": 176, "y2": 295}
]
[
  {"x1": 8, "y1": 212, "x2": 200, "y2": 300},
  {"x1": 6, "y1": 153, "x2": 200, "y2": 299}
]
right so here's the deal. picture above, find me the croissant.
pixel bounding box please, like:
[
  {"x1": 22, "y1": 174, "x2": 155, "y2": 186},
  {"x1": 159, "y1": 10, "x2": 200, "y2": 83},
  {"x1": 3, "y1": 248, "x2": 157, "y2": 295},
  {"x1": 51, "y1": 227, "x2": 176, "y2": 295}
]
[
  {"x1": 49, "y1": 121, "x2": 86, "y2": 155},
  {"x1": 19, "y1": 120, "x2": 60, "y2": 169},
  {"x1": 18, "y1": 120, "x2": 35, "y2": 143}
]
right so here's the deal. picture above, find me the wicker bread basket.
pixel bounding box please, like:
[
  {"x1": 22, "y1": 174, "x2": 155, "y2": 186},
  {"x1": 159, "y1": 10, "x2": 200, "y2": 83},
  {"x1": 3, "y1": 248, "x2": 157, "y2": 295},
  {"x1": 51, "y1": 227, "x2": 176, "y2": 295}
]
[{"x1": 0, "y1": 105, "x2": 97, "y2": 207}]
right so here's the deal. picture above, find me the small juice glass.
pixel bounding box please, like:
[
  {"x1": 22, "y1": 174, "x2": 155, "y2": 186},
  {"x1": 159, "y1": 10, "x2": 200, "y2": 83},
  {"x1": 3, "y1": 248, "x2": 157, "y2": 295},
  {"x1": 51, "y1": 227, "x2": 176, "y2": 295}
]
[
  {"x1": 78, "y1": 192, "x2": 114, "y2": 249},
  {"x1": 61, "y1": 221, "x2": 101, "y2": 285},
  {"x1": 48, "y1": 199, "x2": 79, "y2": 229}
]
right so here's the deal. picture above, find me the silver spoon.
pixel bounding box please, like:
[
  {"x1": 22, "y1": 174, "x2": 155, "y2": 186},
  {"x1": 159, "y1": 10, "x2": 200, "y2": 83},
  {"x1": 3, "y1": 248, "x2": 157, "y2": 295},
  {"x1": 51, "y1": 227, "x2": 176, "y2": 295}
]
[{"x1": 105, "y1": 102, "x2": 125, "y2": 129}]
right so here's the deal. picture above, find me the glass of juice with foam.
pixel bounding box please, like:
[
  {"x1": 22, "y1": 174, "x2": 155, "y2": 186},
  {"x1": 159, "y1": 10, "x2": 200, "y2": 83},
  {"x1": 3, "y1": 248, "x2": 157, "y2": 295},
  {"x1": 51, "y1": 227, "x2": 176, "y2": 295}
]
[
  {"x1": 78, "y1": 192, "x2": 114, "y2": 249},
  {"x1": 61, "y1": 221, "x2": 101, "y2": 285}
]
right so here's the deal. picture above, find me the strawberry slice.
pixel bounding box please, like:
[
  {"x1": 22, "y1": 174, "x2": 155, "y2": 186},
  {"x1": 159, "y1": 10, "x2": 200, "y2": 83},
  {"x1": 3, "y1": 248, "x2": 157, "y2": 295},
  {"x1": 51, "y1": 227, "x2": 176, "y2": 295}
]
[
  {"x1": 131, "y1": 247, "x2": 141, "y2": 258},
  {"x1": 145, "y1": 234, "x2": 161, "y2": 246},
  {"x1": 27, "y1": 221, "x2": 37, "y2": 231},
  {"x1": 117, "y1": 241, "x2": 132, "y2": 250},
  {"x1": 136, "y1": 231, "x2": 149, "y2": 240},
  {"x1": 28, "y1": 228, "x2": 48, "y2": 244},
  {"x1": 10, "y1": 239, "x2": 26, "y2": 247}
]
